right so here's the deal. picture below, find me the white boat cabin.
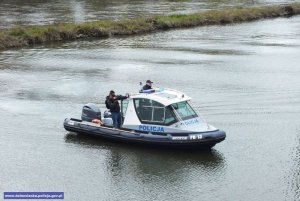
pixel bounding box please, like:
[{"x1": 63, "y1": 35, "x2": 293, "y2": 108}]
[{"x1": 120, "y1": 88, "x2": 217, "y2": 133}]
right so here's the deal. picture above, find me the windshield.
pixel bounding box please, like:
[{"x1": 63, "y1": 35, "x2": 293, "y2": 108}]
[{"x1": 171, "y1": 101, "x2": 198, "y2": 121}]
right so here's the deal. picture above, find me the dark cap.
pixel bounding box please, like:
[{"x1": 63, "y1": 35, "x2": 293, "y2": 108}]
[
  {"x1": 110, "y1": 90, "x2": 115, "y2": 94},
  {"x1": 146, "y1": 80, "x2": 153, "y2": 84}
]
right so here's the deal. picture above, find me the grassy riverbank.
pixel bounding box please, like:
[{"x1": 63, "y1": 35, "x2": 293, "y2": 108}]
[{"x1": 0, "y1": 3, "x2": 300, "y2": 50}]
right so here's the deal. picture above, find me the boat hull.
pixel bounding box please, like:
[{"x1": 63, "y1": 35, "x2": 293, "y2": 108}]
[{"x1": 64, "y1": 118, "x2": 226, "y2": 149}]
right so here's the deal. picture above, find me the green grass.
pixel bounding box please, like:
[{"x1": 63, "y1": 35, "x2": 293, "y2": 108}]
[{"x1": 0, "y1": 3, "x2": 300, "y2": 50}]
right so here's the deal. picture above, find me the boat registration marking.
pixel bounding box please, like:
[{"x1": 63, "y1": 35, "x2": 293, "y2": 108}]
[
  {"x1": 190, "y1": 134, "x2": 203, "y2": 140},
  {"x1": 172, "y1": 136, "x2": 188, "y2": 140}
]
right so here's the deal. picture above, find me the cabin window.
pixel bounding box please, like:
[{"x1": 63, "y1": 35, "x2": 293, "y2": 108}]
[
  {"x1": 134, "y1": 98, "x2": 177, "y2": 125},
  {"x1": 171, "y1": 101, "x2": 198, "y2": 121},
  {"x1": 121, "y1": 99, "x2": 129, "y2": 118},
  {"x1": 164, "y1": 106, "x2": 177, "y2": 124}
]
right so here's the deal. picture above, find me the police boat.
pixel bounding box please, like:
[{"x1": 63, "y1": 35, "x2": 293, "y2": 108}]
[{"x1": 64, "y1": 88, "x2": 226, "y2": 149}]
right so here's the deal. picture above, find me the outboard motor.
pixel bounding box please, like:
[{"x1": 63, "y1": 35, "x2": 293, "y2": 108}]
[{"x1": 81, "y1": 103, "x2": 101, "y2": 122}]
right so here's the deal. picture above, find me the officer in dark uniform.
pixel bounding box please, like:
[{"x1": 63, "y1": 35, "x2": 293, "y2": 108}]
[
  {"x1": 106, "y1": 90, "x2": 127, "y2": 128},
  {"x1": 142, "y1": 80, "x2": 153, "y2": 90}
]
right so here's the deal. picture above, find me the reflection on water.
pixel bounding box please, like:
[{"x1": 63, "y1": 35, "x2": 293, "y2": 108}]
[
  {"x1": 65, "y1": 132, "x2": 226, "y2": 173},
  {"x1": 0, "y1": 0, "x2": 296, "y2": 28},
  {"x1": 65, "y1": 132, "x2": 226, "y2": 200}
]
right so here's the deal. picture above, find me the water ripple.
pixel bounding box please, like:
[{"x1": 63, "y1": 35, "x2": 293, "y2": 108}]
[{"x1": 285, "y1": 130, "x2": 300, "y2": 201}]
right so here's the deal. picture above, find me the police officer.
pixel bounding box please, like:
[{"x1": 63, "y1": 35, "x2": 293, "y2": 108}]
[
  {"x1": 106, "y1": 90, "x2": 127, "y2": 128},
  {"x1": 142, "y1": 80, "x2": 153, "y2": 90}
]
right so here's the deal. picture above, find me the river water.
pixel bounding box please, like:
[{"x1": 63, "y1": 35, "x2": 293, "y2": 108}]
[{"x1": 1, "y1": 1, "x2": 300, "y2": 201}]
